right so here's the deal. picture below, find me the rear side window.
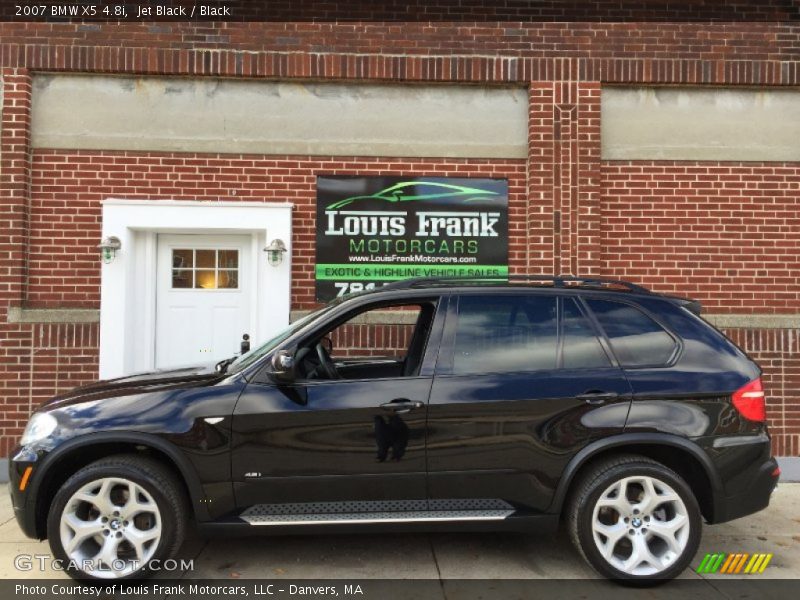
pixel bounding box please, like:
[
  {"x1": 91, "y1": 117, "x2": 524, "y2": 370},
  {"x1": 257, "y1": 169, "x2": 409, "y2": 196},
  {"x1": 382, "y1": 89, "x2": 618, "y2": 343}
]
[
  {"x1": 562, "y1": 298, "x2": 611, "y2": 369},
  {"x1": 584, "y1": 298, "x2": 677, "y2": 367},
  {"x1": 453, "y1": 295, "x2": 557, "y2": 374}
]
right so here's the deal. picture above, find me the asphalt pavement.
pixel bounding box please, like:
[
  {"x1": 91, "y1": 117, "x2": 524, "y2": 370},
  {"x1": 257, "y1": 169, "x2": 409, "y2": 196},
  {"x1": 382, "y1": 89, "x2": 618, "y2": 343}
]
[{"x1": 0, "y1": 484, "x2": 797, "y2": 598}]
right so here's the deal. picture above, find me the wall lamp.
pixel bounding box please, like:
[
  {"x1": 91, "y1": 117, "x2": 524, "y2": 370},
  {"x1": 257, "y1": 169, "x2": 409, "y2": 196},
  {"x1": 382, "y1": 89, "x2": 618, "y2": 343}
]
[
  {"x1": 97, "y1": 236, "x2": 122, "y2": 264},
  {"x1": 263, "y1": 239, "x2": 287, "y2": 267}
]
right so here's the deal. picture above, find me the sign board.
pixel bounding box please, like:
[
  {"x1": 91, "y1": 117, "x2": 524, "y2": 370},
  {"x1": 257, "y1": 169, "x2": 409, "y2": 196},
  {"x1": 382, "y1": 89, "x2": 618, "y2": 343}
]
[{"x1": 315, "y1": 176, "x2": 509, "y2": 301}]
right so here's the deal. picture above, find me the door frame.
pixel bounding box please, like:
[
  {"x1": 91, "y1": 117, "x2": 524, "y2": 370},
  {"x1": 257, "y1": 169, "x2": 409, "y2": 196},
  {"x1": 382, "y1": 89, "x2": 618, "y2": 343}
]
[{"x1": 99, "y1": 199, "x2": 293, "y2": 379}]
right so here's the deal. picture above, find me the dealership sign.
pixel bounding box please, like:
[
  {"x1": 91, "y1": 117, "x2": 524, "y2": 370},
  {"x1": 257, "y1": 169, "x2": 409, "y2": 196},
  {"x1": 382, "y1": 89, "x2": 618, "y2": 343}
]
[{"x1": 315, "y1": 176, "x2": 509, "y2": 301}]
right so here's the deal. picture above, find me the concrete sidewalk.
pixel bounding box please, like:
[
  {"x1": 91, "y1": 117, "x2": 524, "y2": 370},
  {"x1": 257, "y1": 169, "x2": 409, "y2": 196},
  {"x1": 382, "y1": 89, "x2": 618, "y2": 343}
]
[{"x1": 0, "y1": 484, "x2": 796, "y2": 585}]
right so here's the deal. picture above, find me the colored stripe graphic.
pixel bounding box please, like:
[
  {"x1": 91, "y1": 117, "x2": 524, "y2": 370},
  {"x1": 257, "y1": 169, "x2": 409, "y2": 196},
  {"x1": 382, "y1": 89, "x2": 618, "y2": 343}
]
[
  {"x1": 758, "y1": 554, "x2": 773, "y2": 573},
  {"x1": 722, "y1": 553, "x2": 739, "y2": 573},
  {"x1": 744, "y1": 554, "x2": 760, "y2": 573},
  {"x1": 719, "y1": 553, "x2": 736, "y2": 573},
  {"x1": 697, "y1": 553, "x2": 726, "y2": 573},
  {"x1": 733, "y1": 553, "x2": 749, "y2": 573},
  {"x1": 696, "y1": 553, "x2": 713, "y2": 573},
  {"x1": 697, "y1": 552, "x2": 773, "y2": 575},
  {"x1": 711, "y1": 553, "x2": 726, "y2": 573}
]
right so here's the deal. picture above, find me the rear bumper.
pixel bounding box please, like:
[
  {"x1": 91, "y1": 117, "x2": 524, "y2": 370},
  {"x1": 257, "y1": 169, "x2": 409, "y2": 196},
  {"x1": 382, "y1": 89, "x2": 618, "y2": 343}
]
[{"x1": 711, "y1": 455, "x2": 779, "y2": 524}]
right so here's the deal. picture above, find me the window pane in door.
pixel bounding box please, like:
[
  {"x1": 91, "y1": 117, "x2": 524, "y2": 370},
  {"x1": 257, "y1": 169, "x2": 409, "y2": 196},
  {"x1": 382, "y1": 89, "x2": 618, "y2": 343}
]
[
  {"x1": 453, "y1": 295, "x2": 557, "y2": 374},
  {"x1": 218, "y1": 250, "x2": 239, "y2": 269},
  {"x1": 195, "y1": 270, "x2": 217, "y2": 289},
  {"x1": 195, "y1": 250, "x2": 215, "y2": 268},
  {"x1": 217, "y1": 270, "x2": 238, "y2": 289},
  {"x1": 171, "y1": 269, "x2": 193, "y2": 288},
  {"x1": 172, "y1": 249, "x2": 193, "y2": 269},
  {"x1": 562, "y1": 298, "x2": 611, "y2": 369},
  {"x1": 585, "y1": 299, "x2": 677, "y2": 367}
]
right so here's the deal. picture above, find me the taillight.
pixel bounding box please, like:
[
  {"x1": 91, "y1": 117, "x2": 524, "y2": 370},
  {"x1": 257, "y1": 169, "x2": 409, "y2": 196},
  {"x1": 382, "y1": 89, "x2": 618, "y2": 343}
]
[{"x1": 732, "y1": 378, "x2": 766, "y2": 422}]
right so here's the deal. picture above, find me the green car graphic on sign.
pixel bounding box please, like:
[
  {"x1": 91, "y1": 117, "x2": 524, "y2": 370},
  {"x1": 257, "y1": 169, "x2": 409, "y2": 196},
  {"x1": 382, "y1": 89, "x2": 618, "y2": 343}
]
[{"x1": 326, "y1": 180, "x2": 501, "y2": 210}]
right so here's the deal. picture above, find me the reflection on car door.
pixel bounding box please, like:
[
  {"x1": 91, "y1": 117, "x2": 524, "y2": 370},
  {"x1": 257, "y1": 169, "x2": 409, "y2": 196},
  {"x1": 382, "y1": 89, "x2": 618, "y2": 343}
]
[
  {"x1": 231, "y1": 297, "x2": 445, "y2": 509},
  {"x1": 425, "y1": 293, "x2": 633, "y2": 512}
]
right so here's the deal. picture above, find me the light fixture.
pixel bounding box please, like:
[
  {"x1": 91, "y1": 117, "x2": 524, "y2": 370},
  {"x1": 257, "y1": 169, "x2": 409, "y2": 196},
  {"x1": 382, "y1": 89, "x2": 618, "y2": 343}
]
[
  {"x1": 97, "y1": 236, "x2": 122, "y2": 263},
  {"x1": 263, "y1": 239, "x2": 287, "y2": 267}
]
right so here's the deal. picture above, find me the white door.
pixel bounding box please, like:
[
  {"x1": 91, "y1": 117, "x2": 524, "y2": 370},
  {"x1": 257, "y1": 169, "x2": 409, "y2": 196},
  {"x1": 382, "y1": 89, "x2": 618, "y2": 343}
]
[{"x1": 155, "y1": 234, "x2": 252, "y2": 369}]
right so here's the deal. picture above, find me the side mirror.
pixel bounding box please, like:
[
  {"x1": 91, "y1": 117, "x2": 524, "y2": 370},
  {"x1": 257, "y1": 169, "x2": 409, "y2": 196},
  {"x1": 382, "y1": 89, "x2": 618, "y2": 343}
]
[{"x1": 270, "y1": 349, "x2": 295, "y2": 382}]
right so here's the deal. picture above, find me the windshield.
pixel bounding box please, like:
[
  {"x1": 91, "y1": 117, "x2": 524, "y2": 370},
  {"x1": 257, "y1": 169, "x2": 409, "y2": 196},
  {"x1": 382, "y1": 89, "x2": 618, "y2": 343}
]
[{"x1": 227, "y1": 304, "x2": 332, "y2": 374}]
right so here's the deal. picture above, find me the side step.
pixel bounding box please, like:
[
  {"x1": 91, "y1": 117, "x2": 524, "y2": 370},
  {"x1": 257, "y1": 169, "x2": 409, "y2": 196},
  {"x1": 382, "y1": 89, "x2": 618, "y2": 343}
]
[{"x1": 239, "y1": 499, "x2": 515, "y2": 526}]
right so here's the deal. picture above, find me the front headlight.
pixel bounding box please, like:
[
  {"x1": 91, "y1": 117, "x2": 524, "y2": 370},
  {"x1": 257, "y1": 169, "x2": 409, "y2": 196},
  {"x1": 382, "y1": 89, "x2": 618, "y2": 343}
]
[{"x1": 20, "y1": 412, "x2": 58, "y2": 446}]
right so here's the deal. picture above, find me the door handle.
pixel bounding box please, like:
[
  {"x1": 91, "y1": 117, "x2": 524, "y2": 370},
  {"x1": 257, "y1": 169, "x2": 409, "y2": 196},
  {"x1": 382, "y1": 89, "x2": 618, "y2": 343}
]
[
  {"x1": 380, "y1": 399, "x2": 425, "y2": 414},
  {"x1": 576, "y1": 390, "x2": 619, "y2": 405}
]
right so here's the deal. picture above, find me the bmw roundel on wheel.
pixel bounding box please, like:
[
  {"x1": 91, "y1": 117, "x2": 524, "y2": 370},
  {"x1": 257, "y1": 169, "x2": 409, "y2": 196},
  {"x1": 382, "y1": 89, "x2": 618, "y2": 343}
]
[{"x1": 10, "y1": 276, "x2": 780, "y2": 583}]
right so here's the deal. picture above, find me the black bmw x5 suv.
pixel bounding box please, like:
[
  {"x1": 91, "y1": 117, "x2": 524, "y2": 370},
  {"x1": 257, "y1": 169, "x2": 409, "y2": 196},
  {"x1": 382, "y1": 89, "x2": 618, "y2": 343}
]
[{"x1": 10, "y1": 276, "x2": 779, "y2": 583}]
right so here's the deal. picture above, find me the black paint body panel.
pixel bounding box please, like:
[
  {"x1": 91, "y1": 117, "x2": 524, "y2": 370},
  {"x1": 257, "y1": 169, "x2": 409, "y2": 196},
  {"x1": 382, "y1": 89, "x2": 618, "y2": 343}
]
[{"x1": 9, "y1": 284, "x2": 779, "y2": 541}]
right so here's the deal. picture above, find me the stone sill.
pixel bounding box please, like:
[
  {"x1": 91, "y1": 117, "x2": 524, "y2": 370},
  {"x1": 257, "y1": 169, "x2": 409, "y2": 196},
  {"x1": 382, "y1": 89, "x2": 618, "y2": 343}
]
[{"x1": 5, "y1": 307, "x2": 800, "y2": 329}]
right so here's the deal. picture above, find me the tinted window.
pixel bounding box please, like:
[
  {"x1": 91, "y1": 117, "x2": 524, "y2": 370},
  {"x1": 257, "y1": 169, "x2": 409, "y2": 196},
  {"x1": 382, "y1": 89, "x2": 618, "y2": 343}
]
[
  {"x1": 585, "y1": 299, "x2": 677, "y2": 367},
  {"x1": 453, "y1": 295, "x2": 557, "y2": 374},
  {"x1": 562, "y1": 298, "x2": 611, "y2": 369}
]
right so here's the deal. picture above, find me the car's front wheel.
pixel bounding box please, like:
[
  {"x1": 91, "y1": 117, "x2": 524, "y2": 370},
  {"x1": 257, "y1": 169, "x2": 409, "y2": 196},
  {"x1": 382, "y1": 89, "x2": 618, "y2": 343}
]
[
  {"x1": 567, "y1": 454, "x2": 702, "y2": 585},
  {"x1": 47, "y1": 454, "x2": 187, "y2": 581}
]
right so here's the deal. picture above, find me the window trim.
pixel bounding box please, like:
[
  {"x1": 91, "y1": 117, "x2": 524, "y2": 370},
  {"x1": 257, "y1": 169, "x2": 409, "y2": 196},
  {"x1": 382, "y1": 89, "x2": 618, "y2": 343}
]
[
  {"x1": 578, "y1": 295, "x2": 683, "y2": 369},
  {"x1": 558, "y1": 296, "x2": 618, "y2": 371},
  {"x1": 436, "y1": 290, "x2": 682, "y2": 377},
  {"x1": 288, "y1": 296, "x2": 445, "y2": 384}
]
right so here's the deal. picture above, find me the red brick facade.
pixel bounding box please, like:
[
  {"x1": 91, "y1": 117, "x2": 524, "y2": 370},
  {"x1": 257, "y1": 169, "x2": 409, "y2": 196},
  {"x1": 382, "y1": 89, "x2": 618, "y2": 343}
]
[
  {"x1": 1, "y1": 6, "x2": 799, "y2": 457},
  {"x1": 600, "y1": 162, "x2": 800, "y2": 312}
]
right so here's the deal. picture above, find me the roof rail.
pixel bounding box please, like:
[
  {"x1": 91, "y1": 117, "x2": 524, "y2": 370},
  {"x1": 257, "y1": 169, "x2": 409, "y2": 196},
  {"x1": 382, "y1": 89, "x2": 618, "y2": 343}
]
[{"x1": 380, "y1": 275, "x2": 651, "y2": 294}]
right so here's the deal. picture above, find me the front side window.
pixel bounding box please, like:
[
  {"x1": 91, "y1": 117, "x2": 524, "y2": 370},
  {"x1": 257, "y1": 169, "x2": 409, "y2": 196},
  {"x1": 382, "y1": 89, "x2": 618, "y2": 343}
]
[
  {"x1": 452, "y1": 295, "x2": 558, "y2": 375},
  {"x1": 296, "y1": 301, "x2": 438, "y2": 381},
  {"x1": 584, "y1": 298, "x2": 677, "y2": 367}
]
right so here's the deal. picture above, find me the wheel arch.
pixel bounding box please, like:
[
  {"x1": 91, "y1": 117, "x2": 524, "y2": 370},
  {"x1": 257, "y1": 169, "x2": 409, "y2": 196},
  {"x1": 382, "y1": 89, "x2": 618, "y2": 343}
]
[
  {"x1": 29, "y1": 432, "x2": 208, "y2": 539},
  {"x1": 550, "y1": 433, "x2": 723, "y2": 523}
]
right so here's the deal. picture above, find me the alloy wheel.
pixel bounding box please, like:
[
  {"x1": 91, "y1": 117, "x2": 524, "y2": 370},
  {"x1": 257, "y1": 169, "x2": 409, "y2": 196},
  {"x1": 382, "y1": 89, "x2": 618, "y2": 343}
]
[
  {"x1": 590, "y1": 475, "x2": 690, "y2": 576},
  {"x1": 59, "y1": 477, "x2": 162, "y2": 579}
]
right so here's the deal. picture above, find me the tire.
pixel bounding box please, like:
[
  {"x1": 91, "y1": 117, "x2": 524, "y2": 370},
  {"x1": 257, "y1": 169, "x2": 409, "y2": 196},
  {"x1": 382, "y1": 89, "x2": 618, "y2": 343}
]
[
  {"x1": 47, "y1": 454, "x2": 188, "y2": 581},
  {"x1": 566, "y1": 454, "x2": 702, "y2": 586}
]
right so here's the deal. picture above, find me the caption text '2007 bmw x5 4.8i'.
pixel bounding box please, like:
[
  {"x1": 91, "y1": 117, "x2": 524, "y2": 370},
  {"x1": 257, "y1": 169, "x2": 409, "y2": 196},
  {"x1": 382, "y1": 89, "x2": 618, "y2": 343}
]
[{"x1": 10, "y1": 276, "x2": 779, "y2": 584}]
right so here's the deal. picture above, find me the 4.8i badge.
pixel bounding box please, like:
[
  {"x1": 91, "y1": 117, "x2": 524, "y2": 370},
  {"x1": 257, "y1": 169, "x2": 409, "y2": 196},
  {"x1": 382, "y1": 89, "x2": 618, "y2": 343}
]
[{"x1": 315, "y1": 177, "x2": 509, "y2": 301}]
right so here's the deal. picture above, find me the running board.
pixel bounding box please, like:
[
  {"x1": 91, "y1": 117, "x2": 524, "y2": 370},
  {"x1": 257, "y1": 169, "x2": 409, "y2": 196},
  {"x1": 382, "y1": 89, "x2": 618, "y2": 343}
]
[{"x1": 239, "y1": 499, "x2": 515, "y2": 526}]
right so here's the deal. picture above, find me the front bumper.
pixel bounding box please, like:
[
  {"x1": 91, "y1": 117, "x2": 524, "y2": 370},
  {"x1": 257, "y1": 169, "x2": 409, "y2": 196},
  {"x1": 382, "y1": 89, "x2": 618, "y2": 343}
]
[{"x1": 9, "y1": 446, "x2": 43, "y2": 539}]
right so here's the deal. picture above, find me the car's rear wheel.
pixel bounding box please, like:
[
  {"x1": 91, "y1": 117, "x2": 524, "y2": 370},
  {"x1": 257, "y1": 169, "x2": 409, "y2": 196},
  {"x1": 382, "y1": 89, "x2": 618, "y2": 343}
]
[
  {"x1": 47, "y1": 455, "x2": 187, "y2": 581},
  {"x1": 567, "y1": 454, "x2": 702, "y2": 585}
]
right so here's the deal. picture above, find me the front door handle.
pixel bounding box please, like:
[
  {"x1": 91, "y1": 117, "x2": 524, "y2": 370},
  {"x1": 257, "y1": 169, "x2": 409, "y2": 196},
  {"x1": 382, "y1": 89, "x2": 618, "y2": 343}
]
[
  {"x1": 380, "y1": 399, "x2": 425, "y2": 414},
  {"x1": 576, "y1": 390, "x2": 619, "y2": 405}
]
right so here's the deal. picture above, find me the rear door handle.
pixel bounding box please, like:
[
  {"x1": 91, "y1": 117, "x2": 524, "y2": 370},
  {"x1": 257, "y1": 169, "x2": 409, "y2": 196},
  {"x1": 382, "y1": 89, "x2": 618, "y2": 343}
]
[
  {"x1": 380, "y1": 399, "x2": 425, "y2": 414},
  {"x1": 576, "y1": 390, "x2": 619, "y2": 405}
]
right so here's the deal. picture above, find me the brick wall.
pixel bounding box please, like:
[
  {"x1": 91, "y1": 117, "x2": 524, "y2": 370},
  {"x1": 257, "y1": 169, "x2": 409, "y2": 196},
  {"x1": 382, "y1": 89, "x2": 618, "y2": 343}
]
[
  {"x1": 600, "y1": 161, "x2": 800, "y2": 455},
  {"x1": 27, "y1": 150, "x2": 528, "y2": 309},
  {"x1": 2, "y1": 19, "x2": 800, "y2": 87},
  {"x1": 329, "y1": 323, "x2": 415, "y2": 360},
  {"x1": 2, "y1": 10, "x2": 800, "y2": 458},
  {"x1": 600, "y1": 162, "x2": 800, "y2": 312},
  {"x1": 723, "y1": 328, "x2": 800, "y2": 457},
  {"x1": 0, "y1": 322, "x2": 99, "y2": 457}
]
